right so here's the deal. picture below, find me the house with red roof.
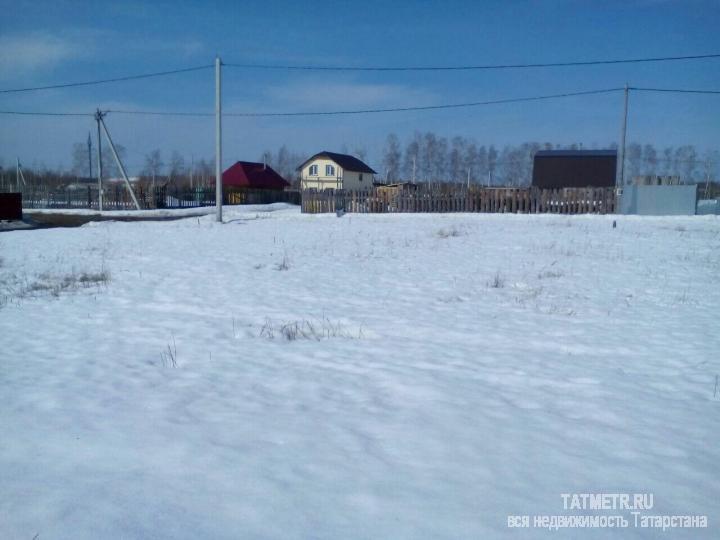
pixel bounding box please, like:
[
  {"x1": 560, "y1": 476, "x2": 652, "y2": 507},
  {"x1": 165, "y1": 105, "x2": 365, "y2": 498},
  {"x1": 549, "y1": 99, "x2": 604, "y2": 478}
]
[{"x1": 222, "y1": 161, "x2": 291, "y2": 191}]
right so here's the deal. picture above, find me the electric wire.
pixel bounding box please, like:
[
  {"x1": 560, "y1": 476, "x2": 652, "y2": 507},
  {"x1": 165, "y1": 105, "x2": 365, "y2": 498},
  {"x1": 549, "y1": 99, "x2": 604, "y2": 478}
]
[
  {"x1": 224, "y1": 53, "x2": 720, "y2": 71},
  {"x1": 0, "y1": 65, "x2": 213, "y2": 94}
]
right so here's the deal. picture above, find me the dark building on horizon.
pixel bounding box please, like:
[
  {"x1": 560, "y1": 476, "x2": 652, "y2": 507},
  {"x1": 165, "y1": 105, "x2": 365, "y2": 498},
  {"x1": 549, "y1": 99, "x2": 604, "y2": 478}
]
[{"x1": 532, "y1": 150, "x2": 617, "y2": 189}]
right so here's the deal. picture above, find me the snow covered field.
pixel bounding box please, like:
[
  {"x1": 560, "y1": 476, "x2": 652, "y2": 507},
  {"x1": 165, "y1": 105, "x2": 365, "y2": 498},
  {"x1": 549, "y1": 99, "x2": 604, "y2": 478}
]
[{"x1": 1, "y1": 205, "x2": 719, "y2": 538}]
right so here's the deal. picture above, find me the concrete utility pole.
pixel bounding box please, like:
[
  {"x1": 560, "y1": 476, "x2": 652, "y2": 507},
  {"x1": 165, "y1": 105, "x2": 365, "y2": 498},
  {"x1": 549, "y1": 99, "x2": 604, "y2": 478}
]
[
  {"x1": 98, "y1": 113, "x2": 141, "y2": 210},
  {"x1": 15, "y1": 158, "x2": 27, "y2": 193},
  {"x1": 190, "y1": 154, "x2": 194, "y2": 190},
  {"x1": 617, "y1": 84, "x2": 629, "y2": 188},
  {"x1": 215, "y1": 55, "x2": 223, "y2": 222},
  {"x1": 87, "y1": 132, "x2": 93, "y2": 179},
  {"x1": 95, "y1": 110, "x2": 104, "y2": 211}
]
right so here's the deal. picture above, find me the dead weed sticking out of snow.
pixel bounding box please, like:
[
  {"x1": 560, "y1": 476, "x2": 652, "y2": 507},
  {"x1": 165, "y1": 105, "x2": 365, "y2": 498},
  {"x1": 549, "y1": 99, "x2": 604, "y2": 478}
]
[
  {"x1": 159, "y1": 334, "x2": 178, "y2": 368},
  {"x1": 275, "y1": 253, "x2": 291, "y2": 271},
  {"x1": 260, "y1": 317, "x2": 363, "y2": 341},
  {"x1": 487, "y1": 271, "x2": 506, "y2": 289}
]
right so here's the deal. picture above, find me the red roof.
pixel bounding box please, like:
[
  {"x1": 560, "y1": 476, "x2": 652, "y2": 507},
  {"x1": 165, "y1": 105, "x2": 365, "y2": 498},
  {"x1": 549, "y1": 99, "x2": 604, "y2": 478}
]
[{"x1": 222, "y1": 161, "x2": 290, "y2": 190}]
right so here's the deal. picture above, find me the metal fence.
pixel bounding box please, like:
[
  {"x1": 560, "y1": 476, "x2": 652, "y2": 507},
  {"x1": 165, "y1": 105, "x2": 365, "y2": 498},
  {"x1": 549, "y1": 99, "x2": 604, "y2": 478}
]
[
  {"x1": 17, "y1": 185, "x2": 300, "y2": 210},
  {"x1": 301, "y1": 186, "x2": 617, "y2": 214}
]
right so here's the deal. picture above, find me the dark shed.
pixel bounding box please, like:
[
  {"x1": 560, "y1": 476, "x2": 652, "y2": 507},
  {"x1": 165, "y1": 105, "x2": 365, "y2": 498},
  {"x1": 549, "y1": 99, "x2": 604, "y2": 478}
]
[
  {"x1": 532, "y1": 150, "x2": 617, "y2": 189},
  {"x1": 0, "y1": 193, "x2": 22, "y2": 220}
]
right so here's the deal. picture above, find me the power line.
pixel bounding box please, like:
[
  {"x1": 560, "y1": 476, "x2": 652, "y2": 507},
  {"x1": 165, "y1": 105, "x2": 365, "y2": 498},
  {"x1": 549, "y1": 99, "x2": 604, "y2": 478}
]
[
  {"x1": 630, "y1": 87, "x2": 720, "y2": 95},
  {"x1": 0, "y1": 65, "x2": 213, "y2": 94},
  {"x1": 224, "y1": 53, "x2": 720, "y2": 71},
  {"x1": 107, "y1": 88, "x2": 624, "y2": 118},
  {"x1": 2, "y1": 85, "x2": 719, "y2": 119},
  {"x1": 104, "y1": 110, "x2": 212, "y2": 117},
  {"x1": 0, "y1": 110, "x2": 93, "y2": 117}
]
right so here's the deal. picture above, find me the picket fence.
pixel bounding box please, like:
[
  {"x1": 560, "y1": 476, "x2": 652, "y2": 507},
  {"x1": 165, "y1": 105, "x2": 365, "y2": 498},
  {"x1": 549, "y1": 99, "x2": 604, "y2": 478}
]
[{"x1": 301, "y1": 187, "x2": 617, "y2": 214}]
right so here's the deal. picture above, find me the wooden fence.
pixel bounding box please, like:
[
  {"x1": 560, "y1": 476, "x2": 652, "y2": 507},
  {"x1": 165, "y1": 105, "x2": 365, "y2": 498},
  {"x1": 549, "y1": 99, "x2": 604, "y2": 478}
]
[{"x1": 301, "y1": 187, "x2": 617, "y2": 214}]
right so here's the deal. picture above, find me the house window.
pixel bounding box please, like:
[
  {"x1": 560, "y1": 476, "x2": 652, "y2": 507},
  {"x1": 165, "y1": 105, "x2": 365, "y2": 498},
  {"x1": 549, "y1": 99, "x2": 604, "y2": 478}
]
[
  {"x1": 309, "y1": 164, "x2": 318, "y2": 176},
  {"x1": 359, "y1": 173, "x2": 364, "y2": 182},
  {"x1": 325, "y1": 164, "x2": 335, "y2": 176}
]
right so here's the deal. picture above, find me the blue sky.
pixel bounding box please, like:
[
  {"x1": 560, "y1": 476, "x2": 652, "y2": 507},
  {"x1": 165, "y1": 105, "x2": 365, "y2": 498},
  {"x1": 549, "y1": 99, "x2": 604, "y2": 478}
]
[{"x1": 1, "y1": 0, "x2": 719, "y2": 174}]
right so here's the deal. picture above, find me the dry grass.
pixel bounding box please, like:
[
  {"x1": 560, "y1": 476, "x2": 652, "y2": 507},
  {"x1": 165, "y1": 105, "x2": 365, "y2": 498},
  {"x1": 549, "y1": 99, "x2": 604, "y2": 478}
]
[
  {"x1": 275, "y1": 253, "x2": 291, "y2": 271},
  {"x1": 1, "y1": 268, "x2": 110, "y2": 306},
  {"x1": 260, "y1": 317, "x2": 362, "y2": 341},
  {"x1": 487, "y1": 271, "x2": 505, "y2": 289}
]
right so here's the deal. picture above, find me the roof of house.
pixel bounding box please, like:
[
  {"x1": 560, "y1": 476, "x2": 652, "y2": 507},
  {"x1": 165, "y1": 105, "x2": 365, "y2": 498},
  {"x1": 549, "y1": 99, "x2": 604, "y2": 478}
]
[
  {"x1": 297, "y1": 151, "x2": 377, "y2": 174},
  {"x1": 534, "y1": 150, "x2": 617, "y2": 158},
  {"x1": 222, "y1": 161, "x2": 290, "y2": 190}
]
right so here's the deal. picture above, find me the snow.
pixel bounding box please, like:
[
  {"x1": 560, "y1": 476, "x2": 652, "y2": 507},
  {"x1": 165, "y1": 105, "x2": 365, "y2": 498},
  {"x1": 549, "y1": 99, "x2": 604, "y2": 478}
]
[{"x1": 1, "y1": 207, "x2": 719, "y2": 538}]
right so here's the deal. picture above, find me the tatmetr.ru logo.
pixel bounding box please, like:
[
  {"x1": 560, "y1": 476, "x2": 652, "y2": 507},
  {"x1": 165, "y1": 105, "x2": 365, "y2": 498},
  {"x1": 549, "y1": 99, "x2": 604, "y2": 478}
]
[{"x1": 561, "y1": 493, "x2": 654, "y2": 511}]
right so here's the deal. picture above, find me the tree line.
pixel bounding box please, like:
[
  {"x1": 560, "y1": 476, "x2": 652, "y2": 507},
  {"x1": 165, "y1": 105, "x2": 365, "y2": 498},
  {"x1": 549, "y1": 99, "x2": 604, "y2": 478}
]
[
  {"x1": 1, "y1": 135, "x2": 717, "y2": 193},
  {"x1": 380, "y1": 133, "x2": 718, "y2": 186},
  {"x1": 260, "y1": 134, "x2": 718, "y2": 186}
]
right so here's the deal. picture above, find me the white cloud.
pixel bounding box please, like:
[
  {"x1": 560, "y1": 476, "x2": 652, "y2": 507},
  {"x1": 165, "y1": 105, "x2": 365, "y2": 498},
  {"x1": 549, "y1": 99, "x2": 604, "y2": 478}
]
[{"x1": 0, "y1": 33, "x2": 84, "y2": 73}]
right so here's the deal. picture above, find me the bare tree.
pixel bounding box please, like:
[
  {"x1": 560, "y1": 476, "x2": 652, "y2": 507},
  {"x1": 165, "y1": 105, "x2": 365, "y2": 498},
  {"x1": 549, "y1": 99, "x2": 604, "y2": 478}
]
[
  {"x1": 143, "y1": 149, "x2": 163, "y2": 189},
  {"x1": 169, "y1": 151, "x2": 186, "y2": 183},
  {"x1": 260, "y1": 150, "x2": 273, "y2": 168},
  {"x1": 352, "y1": 146, "x2": 368, "y2": 163},
  {"x1": 487, "y1": 145, "x2": 498, "y2": 185},
  {"x1": 675, "y1": 145, "x2": 698, "y2": 183},
  {"x1": 660, "y1": 146, "x2": 673, "y2": 175},
  {"x1": 196, "y1": 158, "x2": 213, "y2": 187},
  {"x1": 643, "y1": 144, "x2": 658, "y2": 175},
  {"x1": 382, "y1": 134, "x2": 402, "y2": 182},
  {"x1": 626, "y1": 142, "x2": 643, "y2": 181},
  {"x1": 403, "y1": 133, "x2": 421, "y2": 182},
  {"x1": 433, "y1": 136, "x2": 448, "y2": 181},
  {"x1": 71, "y1": 143, "x2": 88, "y2": 177},
  {"x1": 463, "y1": 142, "x2": 479, "y2": 184},
  {"x1": 101, "y1": 145, "x2": 125, "y2": 179},
  {"x1": 448, "y1": 137, "x2": 465, "y2": 183}
]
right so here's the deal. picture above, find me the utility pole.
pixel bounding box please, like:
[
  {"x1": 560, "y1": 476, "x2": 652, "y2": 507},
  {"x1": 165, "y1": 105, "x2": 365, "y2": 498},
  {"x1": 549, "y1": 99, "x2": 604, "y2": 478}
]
[
  {"x1": 190, "y1": 154, "x2": 194, "y2": 190},
  {"x1": 95, "y1": 110, "x2": 104, "y2": 211},
  {"x1": 15, "y1": 158, "x2": 27, "y2": 193},
  {"x1": 617, "y1": 84, "x2": 629, "y2": 188},
  {"x1": 467, "y1": 168, "x2": 470, "y2": 189},
  {"x1": 215, "y1": 55, "x2": 223, "y2": 222},
  {"x1": 98, "y1": 113, "x2": 141, "y2": 210},
  {"x1": 412, "y1": 156, "x2": 416, "y2": 183},
  {"x1": 87, "y1": 132, "x2": 93, "y2": 179}
]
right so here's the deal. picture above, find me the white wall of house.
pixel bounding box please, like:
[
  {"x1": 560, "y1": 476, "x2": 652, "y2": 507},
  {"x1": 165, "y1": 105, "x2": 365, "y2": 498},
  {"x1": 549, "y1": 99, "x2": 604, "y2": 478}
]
[
  {"x1": 300, "y1": 158, "x2": 373, "y2": 190},
  {"x1": 341, "y1": 170, "x2": 371, "y2": 190}
]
